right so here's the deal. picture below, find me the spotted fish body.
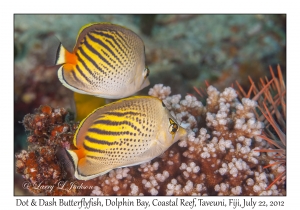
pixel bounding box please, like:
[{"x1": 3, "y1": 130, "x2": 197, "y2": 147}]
[
  {"x1": 56, "y1": 23, "x2": 150, "y2": 99},
  {"x1": 66, "y1": 96, "x2": 187, "y2": 180}
]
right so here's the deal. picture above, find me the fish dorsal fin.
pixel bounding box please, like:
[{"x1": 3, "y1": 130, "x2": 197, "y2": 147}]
[{"x1": 74, "y1": 22, "x2": 129, "y2": 52}]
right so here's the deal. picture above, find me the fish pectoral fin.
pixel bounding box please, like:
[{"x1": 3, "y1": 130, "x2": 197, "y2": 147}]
[{"x1": 140, "y1": 141, "x2": 165, "y2": 161}]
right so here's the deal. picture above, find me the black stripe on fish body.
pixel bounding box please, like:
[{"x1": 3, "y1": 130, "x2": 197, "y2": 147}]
[
  {"x1": 87, "y1": 128, "x2": 138, "y2": 137},
  {"x1": 70, "y1": 70, "x2": 86, "y2": 88},
  {"x1": 83, "y1": 142, "x2": 105, "y2": 153},
  {"x1": 73, "y1": 63, "x2": 93, "y2": 85},
  {"x1": 104, "y1": 38, "x2": 128, "y2": 64},
  {"x1": 70, "y1": 70, "x2": 80, "y2": 83},
  {"x1": 103, "y1": 30, "x2": 131, "y2": 51},
  {"x1": 77, "y1": 41, "x2": 108, "y2": 76},
  {"x1": 105, "y1": 111, "x2": 145, "y2": 117},
  {"x1": 113, "y1": 30, "x2": 132, "y2": 50},
  {"x1": 93, "y1": 119, "x2": 141, "y2": 132},
  {"x1": 82, "y1": 37, "x2": 115, "y2": 71},
  {"x1": 60, "y1": 67, "x2": 85, "y2": 91},
  {"x1": 75, "y1": 49, "x2": 95, "y2": 76},
  {"x1": 93, "y1": 31, "x2": 129, "y2": 62},
  {"x1": 101, "y1": 32, "x2": 130, "y2": 59},
  {"x1": 93, "y1": 119, "x2": 119, "y2": 126},
  {"x1": 85, "y1": 135, "x2": 117, "y2": 146},
  {"x1": 87, "y1": 33, "x2": 125, "y2": 67},
  {"x1": 86, "y1": 155, "x2": 106, "y2": 160}
]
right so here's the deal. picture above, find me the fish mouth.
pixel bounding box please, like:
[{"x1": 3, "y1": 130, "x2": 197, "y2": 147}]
[{"x1": 177, "y1": 126, "x2": 188, "y2": 140}]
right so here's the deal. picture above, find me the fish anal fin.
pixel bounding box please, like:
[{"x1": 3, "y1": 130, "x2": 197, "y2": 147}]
[
  {"x1": 57, "y1": 65, "x2": 89, "y2": 95},
  {"x1": 76, "y1": 157, "x2": 112, "y2": 180}
]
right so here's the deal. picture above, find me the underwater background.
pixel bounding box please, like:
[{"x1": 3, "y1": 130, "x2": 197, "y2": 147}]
[{"x1": 14, "y1": 14, "x2": 286, "y2": 195}]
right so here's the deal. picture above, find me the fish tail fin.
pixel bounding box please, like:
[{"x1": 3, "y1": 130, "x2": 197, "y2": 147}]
[
  {"x1": 65, "y1": 147, "x2": 85, "y2": 167},
  {"x1": 64, "y1": 149, "x2": 80, "y2": 177},
  {"x1": 55, "y1": 42, "x2": 66, "y2": 65},
  {"x1": 56, "y1": 43, "x2": 77, "y2": 68},
  {"x1": 66, "y1": 147, "x2": 111, "y2": 180},
  {"x1": 44, "y1": 35, "x2": 64, "y2": 67},
  {"x1": 44, "y1": 34, "x2": 76, "y2": 68},
  {"x1": 56, "y1": 148, "x2": 75, "y2": 179}
]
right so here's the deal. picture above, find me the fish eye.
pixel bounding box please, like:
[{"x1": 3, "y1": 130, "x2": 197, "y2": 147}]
[
  {"x1": 168, "y1": 118, "x2": 179, "y2": 135},
  {"x1": 143, "y1": 67, "x2": 150, "y2": 78}
]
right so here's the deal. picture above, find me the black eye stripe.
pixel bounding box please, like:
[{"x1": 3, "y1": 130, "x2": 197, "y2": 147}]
[
  {"x1": 168, "y1": 118, "x2": 178, "y2": 135},
  {"x1": 162, "y1": 101, "x2": 166, "y2": 107},
  {"x1": 144, "y1": 67, "x2": 150, "y2": 78}
]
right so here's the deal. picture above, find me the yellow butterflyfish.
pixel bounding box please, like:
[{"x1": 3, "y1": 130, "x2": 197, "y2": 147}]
[
  {"x1": 66, "y1": 96, "x2": 187, "y2": 180},
  {"x1": 56, "y1": 23, "x2": 150, "y2": 99}
]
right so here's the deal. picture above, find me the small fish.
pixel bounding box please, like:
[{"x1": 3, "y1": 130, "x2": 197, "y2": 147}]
[
  {"x1": 56, "y1": 23, "x2": 150, "y2": 99},
  {"x1": 66, "y1": 96, "x2": 187, "y2": 180}
]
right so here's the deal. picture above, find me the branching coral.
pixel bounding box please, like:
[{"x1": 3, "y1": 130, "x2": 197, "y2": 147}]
[
  {"x1": 15, "y1": 71, "x2": 286, "y2": 195},
  {"x1": 235, "y1": 65, "x2": 286, "y2": 191}
]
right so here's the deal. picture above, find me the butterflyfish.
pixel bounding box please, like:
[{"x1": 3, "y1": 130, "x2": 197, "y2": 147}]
[
  {"x1": 66, "y1": 96, "x2": 187, "y2": 180},
  {"x1": 56, "y1": 23, "x2": 150, "y2": 99}
]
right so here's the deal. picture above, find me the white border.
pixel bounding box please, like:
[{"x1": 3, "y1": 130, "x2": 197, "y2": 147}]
[{"x1": 4, "y1": 0, "x2": 299, "y2": 209}]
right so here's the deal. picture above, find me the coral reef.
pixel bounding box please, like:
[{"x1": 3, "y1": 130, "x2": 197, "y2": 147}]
[
  {"x1": 15, "y1": 70, "x2": 286, "y2": 195},
  {"x1": 236, "y1": 65, "x2": 286, "y2": 191},
  {"x1": 14, "y1": 15, "x2": 286, "y2": 175},
  {"x1": 15, "y1": 105, "x2": 80, "y2": 195}
]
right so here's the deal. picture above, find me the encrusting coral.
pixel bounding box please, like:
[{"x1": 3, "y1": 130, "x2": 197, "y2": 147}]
[
  {"x1": 15, "y1": 69, "x2": 286, "y2": 195},
  {"x1": 15, "y1": 105, "x2": 80, "y2": 195}
]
